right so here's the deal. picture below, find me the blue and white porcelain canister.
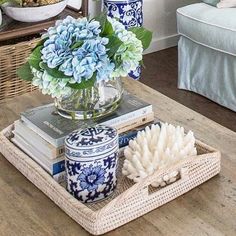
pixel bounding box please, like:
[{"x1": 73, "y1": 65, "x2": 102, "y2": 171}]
[{"x1": 65, "y1": 125, "x2": 119, "y2": 203}]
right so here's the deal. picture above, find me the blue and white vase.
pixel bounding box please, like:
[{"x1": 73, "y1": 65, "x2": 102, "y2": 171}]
[
  {"x1": 65, "y1": 125, "x2": 119, "y2": 203},
  {"x1": 104, "y1": 0, "x2": 143, "y2": 80}
]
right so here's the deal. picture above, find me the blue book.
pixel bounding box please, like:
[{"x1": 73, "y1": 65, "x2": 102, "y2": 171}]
[
  {"x1": 119, "y1": 121, "x2": 160, "y2": 148},
  {"x1": 52, "y1": 160, "x2": 65, "y2": 175}
]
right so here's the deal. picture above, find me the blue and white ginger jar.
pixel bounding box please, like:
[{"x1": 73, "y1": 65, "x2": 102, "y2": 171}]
[
  {"x1": 65, "y1": 125, "x2": 119, "y2": 203},
  {"x1": 104, "y1": 0, "x2": 143, "y2": 28}
]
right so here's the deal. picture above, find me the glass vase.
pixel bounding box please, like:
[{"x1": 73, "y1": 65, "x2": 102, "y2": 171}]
[{"x1": 55, "y1": 77, "x2": 123, "y2": 120}]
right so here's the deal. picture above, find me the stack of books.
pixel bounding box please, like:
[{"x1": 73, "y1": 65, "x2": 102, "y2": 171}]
[{"x1": 11, "y1": 93, "x2": 155, "y2": 183}]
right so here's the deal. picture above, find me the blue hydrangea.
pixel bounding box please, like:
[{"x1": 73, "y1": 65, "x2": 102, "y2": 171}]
[
  {"x1": 96, "y1": 59, "x2": 115, "y2": 82},
  {"x1": 41, "y1": 37, "x2": 72, "y2": 69},
  {"x1": 73, "y1": 18, "x2": 101, "y2": 40},
  {"x1": 58, "y1": 57, "x2": 73, "y2": 77},
  {"x1": 59, "y1": 37, "x2": 114, "y2": 83},
  {"x1": 41, "y1": 16, "x2": 101, "y2": 69}
]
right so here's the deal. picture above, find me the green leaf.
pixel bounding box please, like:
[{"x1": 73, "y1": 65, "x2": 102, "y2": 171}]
[
  {"x1": 114, "y1": 55, "x2": 122, "y2": 68},
  {"x1": 106, "y1": 35, "x2": 123, "y2": 58},
  {"x1": 33, "y1": 38, "x2": 47, "y2": 50},
  {"x1": 94, "y1": 12, "x2": 107, "y2": 33},
  {"x1": 94, "y1": 12, "x2": 114, "y2": 36},
  {"x1": 129, "y1": 27, "x2": 153, "y2": 50},
  {"x1": 17, "y1": 62, "x2": 33, "y2": 81},
  {"x1": 71, "y1": 40, "x2": 83, "y2": 50},
  {"x1": 67, "y1": 74, "x2": 96, "y2": 90},
  {"x1": 28, "y1": 46, "x2": 43, "y2": 71},
  {"x1": 39, "y1": 62, "x2": 72, "y2": 79},
  {"x1": 140, "y1": 59, "x2": 146, "y2": 69}
]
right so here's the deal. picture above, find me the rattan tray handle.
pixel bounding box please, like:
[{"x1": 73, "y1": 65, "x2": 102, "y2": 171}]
[
  {"x1": 98, "y1": 165, "x2": 191, "y2": 217},
  {"x1": 145, "y1": 166, "x2": 189, "y2": 197},
  {"x1": 100, "y1": 146, "x2": 221, "y2": 215}
]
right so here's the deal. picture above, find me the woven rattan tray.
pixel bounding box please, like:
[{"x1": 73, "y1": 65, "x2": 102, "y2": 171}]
[{"x1": 0, "y1": 124, "x2": 221, "y2": 235}]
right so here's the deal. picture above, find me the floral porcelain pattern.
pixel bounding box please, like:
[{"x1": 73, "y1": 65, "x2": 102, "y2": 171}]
[
  {"x1": 104, "y1": 0, "x2": 143, "y2": 28},
  {"x1": 66, "y1": 151, "x2": 118, "y2": 203},
  {"x1": 65, "y1": 125, "x2": 119, "y2": 203},
  {"x1": 66, "y1": 125, "x2": 117, "y2": 148},
  {"x1": 65, "y1": 140, "x2": 118, "y2": 158},
  {"x1": 79, "y1": 165, "x2": 106, "y2": 191},
  {"x1": 104, "y1": 0, "x2": 143, "y2": 80}
]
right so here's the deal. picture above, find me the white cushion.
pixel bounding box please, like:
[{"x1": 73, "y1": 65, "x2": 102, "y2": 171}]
[
  {"x1": 177, "y1": 3, "x2": 236, "y2": 56},
  {"x1": 218, "y1": 0, "x2": 236, "y2": 8}
]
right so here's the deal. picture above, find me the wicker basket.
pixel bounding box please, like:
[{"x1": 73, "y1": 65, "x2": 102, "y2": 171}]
[
  {"x1": 0, "y1": 124, "x2": 221, "y2": 235},
  {"x1": 0, "y1": 38, "x2": 39, "y2": 101}
]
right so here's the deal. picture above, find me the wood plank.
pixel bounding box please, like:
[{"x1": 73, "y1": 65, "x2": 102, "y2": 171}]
[{"x1": 0, "y1": 78, "x2": 235, "y2": 235}]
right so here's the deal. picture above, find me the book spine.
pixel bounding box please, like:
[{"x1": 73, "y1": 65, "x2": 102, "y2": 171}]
[
  {"x1": 119, "y1": 131, "x2": 140, "y2": 148},
  {"x1": 116, "y1": 112, "x2": 154, "y2": 134},
  {"x1": 103, "y1": 105, "x2": 153, "y2": 128},
  {"x1": 21, "y1": 116, "x2": 59, "y2": 147},
  {"x1": 15, "y1": 121, "x2": 64, "y2": 159},
  {"x1": 52, "y1": 160, "x2": 65, "y2": 175},
  {"x1": 119, "y1": 119, "x2": 159, "y2": 148},
  {"x1": 11, "y1": 135, "x2": 65, "y2": 175},
  {"x1": 21, "y1": 104, "x2": 153, "y2": 147}
]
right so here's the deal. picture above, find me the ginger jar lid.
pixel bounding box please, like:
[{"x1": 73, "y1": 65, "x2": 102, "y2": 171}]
[{"x1": 65, "y1": 125, "x2": 118, "y2": 159}]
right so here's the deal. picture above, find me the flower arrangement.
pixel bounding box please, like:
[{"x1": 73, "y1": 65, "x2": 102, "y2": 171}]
[{"x1": 17, "y1": 13, "x2": 152, "y2": 98}]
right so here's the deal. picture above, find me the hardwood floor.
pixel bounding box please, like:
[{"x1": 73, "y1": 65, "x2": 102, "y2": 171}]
[{"x1": 141, "y1": 47, "x2": 236, "y2": 132}]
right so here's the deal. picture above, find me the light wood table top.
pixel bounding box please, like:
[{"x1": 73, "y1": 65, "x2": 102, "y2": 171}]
[{"x1": 0, "y1": 78, "x2": 236, "y2": 236}]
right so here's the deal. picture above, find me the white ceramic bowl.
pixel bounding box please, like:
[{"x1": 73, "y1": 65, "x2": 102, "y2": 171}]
[
  {"x1": 2, "y1": 0, "x2": 68, "y2": 23},
  {"x1": 67, "y1": 0, "x2": 82, "y2": 10}
]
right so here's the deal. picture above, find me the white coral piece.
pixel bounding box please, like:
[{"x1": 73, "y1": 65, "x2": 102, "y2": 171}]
[{"x1": 122, "y1": 123, "x2": 197, "y2": 185}]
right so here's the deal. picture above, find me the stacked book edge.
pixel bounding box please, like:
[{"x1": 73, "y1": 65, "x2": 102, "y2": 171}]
[{"x1": 11, "y1": 93, "x2": 155, "y2": 183}]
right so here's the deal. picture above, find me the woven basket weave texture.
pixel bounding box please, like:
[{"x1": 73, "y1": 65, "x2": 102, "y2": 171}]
[
  {"x1": 0, "y1": 38, "x2": 39, "y2": 101},
  {"x1": 0, "y1": 125, "x2": 221, "y2": 235}
]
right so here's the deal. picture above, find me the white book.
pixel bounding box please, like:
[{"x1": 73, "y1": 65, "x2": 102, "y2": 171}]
[
  {"x1": 12, "y1": 133, "x2": 65, "y2": 176},
  {"x1": 14, "y1": 120, "x2": 64, "y2": 160}
]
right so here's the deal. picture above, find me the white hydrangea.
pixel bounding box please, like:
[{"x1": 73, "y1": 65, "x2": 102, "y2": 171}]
[
  {"x1": 108, "y1": 17, "x2": 143, "y2": 78},
  {"x1": 31, "y1": 68, "x2": 72, "y2": 98}
]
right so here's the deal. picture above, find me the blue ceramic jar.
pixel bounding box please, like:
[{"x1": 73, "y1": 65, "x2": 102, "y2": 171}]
[
  {"x1": 104, "y1": 0, "x2": 143, "y2": 28},
  {"x1": 65, "y1": 125, "x2": 119, "y2": 203}
]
